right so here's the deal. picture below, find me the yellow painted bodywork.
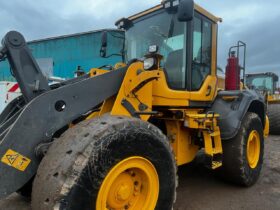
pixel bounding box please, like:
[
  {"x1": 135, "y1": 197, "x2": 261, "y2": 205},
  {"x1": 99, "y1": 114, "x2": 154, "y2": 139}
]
[
  {"x1": 89, "y1": 68, "x2": 109, "y2": 77},
  {"x1": 165, "y1": 112, "x2": 223, "y2": 167},
  {"x1": 186, "y1": 113, "x2": 223, "y2": 169},
  {"x1": 267, "y1": 94, "x2": 280, "y2": 104},
  {"x1": 217, "y1": 75, "x2": 225, "y2": 90},
  {"x1": 152, "y1": 72, "x2": 218, "y2": 106},
  {"x1": 151, "y1": 71, "x2": 189, "y2": 106},
  {"x1": 190, "y1": 76, "x2": 218, "y2": 101},
  {"x1": 86, "y1": 96, "x2": 116, "y2": 120},
  {"x1": 110, "y1": 62, "x2": 218, "y2": 110},
  {"x1": 111, "y1": 62, "x2": 158, "y2": 121},
  {"x1": 166, "y1": 120, "x2": 199, "y2": 165},
  {"x1": 202, "y1": 129, "x2": 223, "y2": 169},
  {"x1": 86, "y1": 68, "x2": 116, "y2": 120},
  {"x1": 114, "y1": 62, "x2": 127, "y2": 69},
  {"x1": 264, "y1": 115, "x2": 270, "y2": 138},
  {"x1": 128, "y1": 2, "x2": 222, "y2": 23},
  {"x1": 88, "y1": 62, "x2": 222, "y2": 167},
  {"x1": 109, "y1": 60, "x2": 223, "y2": 166},
  {"x1": 85, "y1": 2, "x2": 223, "y2": 168}
]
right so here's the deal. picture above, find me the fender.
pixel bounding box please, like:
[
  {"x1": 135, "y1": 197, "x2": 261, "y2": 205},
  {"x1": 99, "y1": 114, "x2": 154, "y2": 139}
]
[{"x1": 209, "y1": 90, "x2": 266, "y2": 140}]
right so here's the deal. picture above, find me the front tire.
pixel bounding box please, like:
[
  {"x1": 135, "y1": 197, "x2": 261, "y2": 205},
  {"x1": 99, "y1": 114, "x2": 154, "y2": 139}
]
[
  {"x1": 220, "y1": 112, "x2": 264, "y2": 186},
  {"x1": 31, "y1": 115, "x2": 176, "y2": 210}
]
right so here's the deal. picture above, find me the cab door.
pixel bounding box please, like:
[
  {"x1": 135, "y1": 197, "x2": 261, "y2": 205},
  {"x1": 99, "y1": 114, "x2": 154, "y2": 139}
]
[{"x1": 189, "y1": 13, "x2": 218, "y2": 104}]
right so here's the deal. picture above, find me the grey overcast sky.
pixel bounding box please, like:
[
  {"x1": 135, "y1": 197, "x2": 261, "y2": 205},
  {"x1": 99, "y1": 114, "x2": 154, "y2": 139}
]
[{"x1": 0, "y1": 0, "x2": 279, "y2": 75}]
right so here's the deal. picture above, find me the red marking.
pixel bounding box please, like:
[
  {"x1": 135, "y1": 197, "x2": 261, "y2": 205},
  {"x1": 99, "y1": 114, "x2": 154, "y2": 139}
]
[{"x1": 8, "y1": 83, "x2": 19, "y2": 93}]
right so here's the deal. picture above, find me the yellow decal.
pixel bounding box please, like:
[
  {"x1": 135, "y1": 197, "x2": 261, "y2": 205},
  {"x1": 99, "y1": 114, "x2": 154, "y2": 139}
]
[{"x1": 1, "y1": 149, "x2": 31, "y2": 171}]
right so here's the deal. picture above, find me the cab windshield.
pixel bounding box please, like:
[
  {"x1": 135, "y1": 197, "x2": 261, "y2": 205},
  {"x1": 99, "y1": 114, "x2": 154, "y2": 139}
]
[
  {"x1": 125, "y1": 12, "x2": 185, "y2": 62},
  {"x1": 125, "y1": 11, "x2": 187, "y2": 89},
  {"x1": 246, "y1": 75, "x2": 274, "y2": 94},
  {"x1": 124, "y1": 10, "x2": 212, "y2": 90}
]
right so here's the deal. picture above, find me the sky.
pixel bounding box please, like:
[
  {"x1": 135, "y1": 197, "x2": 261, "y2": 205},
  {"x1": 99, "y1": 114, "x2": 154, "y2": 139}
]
[{"x1": 0, "y1": 0, "x2": 279, "y2": 75}]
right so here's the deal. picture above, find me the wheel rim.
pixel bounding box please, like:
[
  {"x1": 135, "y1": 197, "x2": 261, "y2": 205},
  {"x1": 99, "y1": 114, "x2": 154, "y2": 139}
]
[
  {"x1": 246, "y1": 130, "x2": 261, "y2": 169},
  {"x1": 96, "y1": 156, "x2": 159, "y2": 210}
]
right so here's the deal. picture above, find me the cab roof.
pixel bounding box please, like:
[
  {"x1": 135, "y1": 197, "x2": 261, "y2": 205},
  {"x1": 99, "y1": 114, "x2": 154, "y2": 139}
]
[
  {"x1": 246, "y1": 72, "x2": 279, "y2": 81},
  {"x1": 127, "y1": 2, "x2": 222, "y2": 23}
]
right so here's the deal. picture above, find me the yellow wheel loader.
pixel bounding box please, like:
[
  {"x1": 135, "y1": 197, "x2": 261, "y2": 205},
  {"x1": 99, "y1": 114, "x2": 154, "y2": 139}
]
[
  {"x1": 246, "y1": 72, "x2": 280, "y2": 134},
  {"x1": 0, "y1": 1, "x2": 269, "y2": 209}
]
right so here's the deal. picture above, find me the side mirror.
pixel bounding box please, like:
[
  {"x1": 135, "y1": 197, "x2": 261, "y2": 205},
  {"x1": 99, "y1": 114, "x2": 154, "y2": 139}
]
[
  {"x1": 177, "y1": 0, "x2": 194, "y2": 22},
  {"x1": 100, "y1": 31, "x2": 108, "y2": 58}
]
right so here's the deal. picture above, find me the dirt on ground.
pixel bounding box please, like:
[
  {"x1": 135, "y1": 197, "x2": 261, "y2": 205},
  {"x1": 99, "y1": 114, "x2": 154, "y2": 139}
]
[
  {"x1": 0, "y1": 135, "x2": 279, "y2": 210},
  {"x1": 174, "y1": 135, "x2": 280, "y2": 210}
]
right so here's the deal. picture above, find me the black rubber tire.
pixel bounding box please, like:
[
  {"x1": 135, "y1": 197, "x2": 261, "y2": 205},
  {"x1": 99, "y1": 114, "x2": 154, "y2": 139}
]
[
  {"x1": 220, "y1": 112, "x2": 264, "y2": 186},
  {"x1": 267, "y1": 104, "x2": 280, "y2": 135},
  {"x1": 31, "y1": 115, "x2": 177, "y2": 210}
]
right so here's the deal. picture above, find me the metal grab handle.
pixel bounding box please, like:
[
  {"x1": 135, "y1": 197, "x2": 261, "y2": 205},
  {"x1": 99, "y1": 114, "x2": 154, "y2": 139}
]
[
  {"x1": 206, "y1": 85, "x2": 212, "y2": 96},
  {"x1": 218, "y1": 90, "x2": 241, "y2": 96}
]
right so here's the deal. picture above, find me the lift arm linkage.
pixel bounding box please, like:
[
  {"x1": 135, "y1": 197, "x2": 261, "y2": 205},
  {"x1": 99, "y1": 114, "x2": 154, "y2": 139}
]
[{"x1": 0, "y1": 31, "x2": 50, "y2": 102}]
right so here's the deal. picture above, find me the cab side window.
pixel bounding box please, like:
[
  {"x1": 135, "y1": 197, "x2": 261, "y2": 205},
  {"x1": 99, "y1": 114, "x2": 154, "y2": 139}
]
[
  {"x1": 163, "y1": 17, "x2": 186, "y2": 90},
  {"x1": 192, "y1": 16, "x2": 212, "y2": 90}
]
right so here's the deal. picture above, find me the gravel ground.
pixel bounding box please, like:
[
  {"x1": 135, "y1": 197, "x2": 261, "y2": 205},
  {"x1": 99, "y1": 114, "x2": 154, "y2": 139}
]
[{"x1": 0, "y1": 135, "x2": 279, "y2": 210}]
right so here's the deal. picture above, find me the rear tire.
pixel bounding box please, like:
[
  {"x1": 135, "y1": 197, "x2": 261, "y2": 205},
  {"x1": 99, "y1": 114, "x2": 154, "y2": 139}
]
[
  {"x1": 267, "y1": 104, "x2": 280, "y2": 135},
  {"x1": 220, "y1": 112, "x2": 264, "y2": 186},
  {"x1": 31, "y1": 115, "x2": 176, "y2": 210}
]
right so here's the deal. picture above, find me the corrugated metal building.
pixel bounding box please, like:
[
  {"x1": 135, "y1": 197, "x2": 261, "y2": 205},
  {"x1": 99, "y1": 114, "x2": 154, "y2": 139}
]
[{"x1": 0, "y1": 29, "x2": 124, "y2": 81}]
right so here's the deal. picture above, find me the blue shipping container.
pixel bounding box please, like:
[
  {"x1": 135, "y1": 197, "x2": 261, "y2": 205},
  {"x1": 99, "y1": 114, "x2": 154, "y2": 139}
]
[{"x1": 0, "y1": 29, "x2": 124, "y2": 81}]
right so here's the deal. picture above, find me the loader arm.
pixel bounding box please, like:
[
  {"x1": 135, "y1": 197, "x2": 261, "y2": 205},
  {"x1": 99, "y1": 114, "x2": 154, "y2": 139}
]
[
  {"x1": 0, "y1": 31, "x2": 50, "y2": 102},
  {"x1": 0, "y1": 31, "x2": 127, "y2": 198}
]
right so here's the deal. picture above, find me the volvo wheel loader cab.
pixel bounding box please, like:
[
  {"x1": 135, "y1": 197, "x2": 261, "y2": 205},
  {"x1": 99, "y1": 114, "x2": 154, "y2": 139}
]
[
  {"x1": 246, "y1": 72, "x2": 279, "y2": 100},
  {"x1": 0, "y1": 1, "x2": 268, "y2": 210},
  {"x1": 246, "y1": 72, "x2": 280, "y2": 134}
]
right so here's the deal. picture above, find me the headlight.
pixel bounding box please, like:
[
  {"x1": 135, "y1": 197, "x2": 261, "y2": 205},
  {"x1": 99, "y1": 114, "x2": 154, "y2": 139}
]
[{"x1": 144, "y1": 57, "x2": 156, "y2": 70}]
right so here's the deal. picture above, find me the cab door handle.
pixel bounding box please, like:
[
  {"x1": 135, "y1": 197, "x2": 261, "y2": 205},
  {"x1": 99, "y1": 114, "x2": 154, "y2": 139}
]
[{"x1": 206, "y1": 85, "x2": 212, "y2": 96}]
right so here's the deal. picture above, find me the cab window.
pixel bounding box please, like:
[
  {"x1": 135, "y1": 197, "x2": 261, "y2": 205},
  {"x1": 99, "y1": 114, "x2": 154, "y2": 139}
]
[
  {"x1": 125, "y1": 12, "x2": 187, "y2": 90},
  {"x1": 163, "y1": 17, "x2": 186, "y2": 89},
  {"x1": 192, "y1": 16, "x2": 212, "y2": 90}
]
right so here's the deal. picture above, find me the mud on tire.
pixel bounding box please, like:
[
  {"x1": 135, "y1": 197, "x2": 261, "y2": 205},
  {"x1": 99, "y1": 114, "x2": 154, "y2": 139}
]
[
  {"x1": 220, "y1": 112, "x2": 264, "y2": 186},
  {"x1": 31, "y1": 115, "x2": 177, "y2": 210}
]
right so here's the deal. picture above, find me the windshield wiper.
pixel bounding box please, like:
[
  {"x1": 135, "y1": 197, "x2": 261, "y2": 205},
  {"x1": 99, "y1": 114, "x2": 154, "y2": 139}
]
[{"x1": 167, "y1": 15, "x2": 175, "y2": 38}]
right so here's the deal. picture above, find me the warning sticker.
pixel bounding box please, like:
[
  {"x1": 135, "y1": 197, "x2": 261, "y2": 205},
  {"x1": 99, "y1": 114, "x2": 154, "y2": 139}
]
[{"x1": 1, "y1": 149, "x2": 31, "y2": 172}]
